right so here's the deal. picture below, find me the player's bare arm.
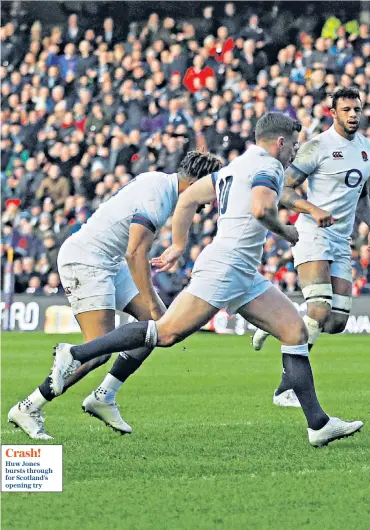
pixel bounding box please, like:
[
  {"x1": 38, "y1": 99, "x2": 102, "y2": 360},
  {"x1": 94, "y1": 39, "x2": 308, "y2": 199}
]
[
  {"x1": 126, "y1": 223, "x2": 166, "y2": 320},
  {"x1": 152, "y1": 175, "x2": 216, "y2": 272},
  {"x1": 250, "y1": 186, "x2": 298, "y2": 245},
  {"x1": 280, "y1": 166, "x2": 335, "y2": 228},
  {"x1": 356, "y1": 182, "x2": 370, "y2": 250}
]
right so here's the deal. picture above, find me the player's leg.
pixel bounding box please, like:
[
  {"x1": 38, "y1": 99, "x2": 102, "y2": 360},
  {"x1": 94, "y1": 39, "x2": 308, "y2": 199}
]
[
  {"x1": 7, "y1": 309, "x2": 116, "y2": 440},
  {"x1": 8, "y1": 263, "x2": 118, "y2": 439},
  {"x1": 270, "y1": 260, "x2": 333, "y2": 405},
  {"x1": 82, "y1": 292, "x2": 159, "y2": 433},
  {"x1": 323, "y1": 276, "x2": 352, "y2": 333},
  {"x1": 238, "y1": 285, "x2": 363, "y2": 445},
  {"x1": 322, "y1": 245, "x2": 353, "y2": 334},
  {"x1": 50, "y1": 290, "x2": 219, "y2": 396}
]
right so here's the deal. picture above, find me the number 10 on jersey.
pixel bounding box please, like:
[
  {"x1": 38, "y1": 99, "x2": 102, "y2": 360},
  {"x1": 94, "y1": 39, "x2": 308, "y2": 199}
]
[{"x1": 218, "y1": 176, "x2": 233, "y2": 214}]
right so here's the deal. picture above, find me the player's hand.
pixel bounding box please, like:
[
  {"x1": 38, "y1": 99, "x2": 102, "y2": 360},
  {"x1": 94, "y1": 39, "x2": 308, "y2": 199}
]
[
  {"x1": 311, "y1": 207, "x2": 336, "y2": 228},
  {"x1": 284, "y1": 226, "x2": 299, "y2": 246},
  {"x1": 151, "y1": 244, "x2": 184, "y2": 273}
]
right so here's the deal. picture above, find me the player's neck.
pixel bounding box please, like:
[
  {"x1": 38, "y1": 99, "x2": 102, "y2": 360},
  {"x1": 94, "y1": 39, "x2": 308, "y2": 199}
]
[
  {"x1": 256, "y1": 141, "x2": 277, "y2": 158},
  {"x1": 178, "y1": 176, "x2": 189, "y2": 194},
  {"x1": 333, "y1": 123, "x2": 356, "y2": 141}
]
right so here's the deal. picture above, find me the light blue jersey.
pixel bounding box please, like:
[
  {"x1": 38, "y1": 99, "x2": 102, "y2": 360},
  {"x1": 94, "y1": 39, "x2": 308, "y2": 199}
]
[
  {"x1": 59, "y1": 172, "x2": 179, "y2": 271},
  {"x1": 196, "y1": 145, "x2": 285, "y2": 275}
]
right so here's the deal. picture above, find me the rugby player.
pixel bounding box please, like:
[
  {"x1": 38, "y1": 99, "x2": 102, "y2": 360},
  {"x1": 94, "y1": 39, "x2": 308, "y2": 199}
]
[
  {"x1": 8, "y1": 151, "x2": 222, "y2": 439},
  {"x1": 252, "y1": 87, "x2": 370, "y2": 408},
  {"x1": 50, "y1": 113, "x2": 363, "y2": 447}
]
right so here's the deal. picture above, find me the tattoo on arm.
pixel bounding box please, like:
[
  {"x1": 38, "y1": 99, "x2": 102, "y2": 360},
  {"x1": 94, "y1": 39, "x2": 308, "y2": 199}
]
[
  {"x1": 280, "y1": 166, "x2": 308, "y2": 211},
  {"x1": 356, "y1": 182, "x2": 370, "y2": 228}
]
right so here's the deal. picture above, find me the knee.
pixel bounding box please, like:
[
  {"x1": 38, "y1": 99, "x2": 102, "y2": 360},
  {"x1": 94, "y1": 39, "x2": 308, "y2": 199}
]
[
  {"x1": 307, "y1": 302, "x2": 332, "y2": 328},
  {"x1": 281, "y1": 318, "x2": 308, "y2": 345},
  {"x1": 324, "y1": 314, "x2": 348, "y2": 334},
  {"x1": 157, "y1": 324, "x2": 182, "y2": 348}
]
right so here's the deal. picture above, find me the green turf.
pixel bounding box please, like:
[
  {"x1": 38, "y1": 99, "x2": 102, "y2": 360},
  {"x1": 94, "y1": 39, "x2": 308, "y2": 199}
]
[{"x1": 1, "y1": 332, "x2": 370, "y2": 530}]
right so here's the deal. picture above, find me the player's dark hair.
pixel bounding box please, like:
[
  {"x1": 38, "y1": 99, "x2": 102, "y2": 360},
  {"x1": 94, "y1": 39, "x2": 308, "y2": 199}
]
[
  {"x1": 255, "y1": 112, "x2": 301, "y2": 142},
  {"x1": 331, "y1": 87, "x2": 361, "y2": 109},
  {"x1": 178, "y1": 150, "x2": 223, "y2": 180}
]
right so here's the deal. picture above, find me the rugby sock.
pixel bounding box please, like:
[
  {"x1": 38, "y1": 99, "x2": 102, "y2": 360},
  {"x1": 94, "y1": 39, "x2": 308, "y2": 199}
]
[
  {"x1": 39, "y1": 377, "x2": 56, "y2": 402},
  {"x1": 95, "y1": 348, "x2": 153, "y2": 403},
  {"x1": 96, "y1": 373, "x2": 124, "y2": 404},
  {"x1": 281, "y1": 344, "x2": 329, "y2": 430},
  {"x1": 275, "y1": 368, "x2": 291, "y2": 396},
  {"x1": 71, "y1": 321, "x2": 157, "y2": 364},
  {"x1": 20, "y1": 388, "x2": 49, "y2": 411},
  {"x1": 275, "y1": 315, "x2": 320, "y2": 395}
]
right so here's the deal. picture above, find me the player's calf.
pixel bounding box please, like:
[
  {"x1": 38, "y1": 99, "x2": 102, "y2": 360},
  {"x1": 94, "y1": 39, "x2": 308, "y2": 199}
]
[{"x1": 323, "y1": 295, "x2": 352, "y2": 334}]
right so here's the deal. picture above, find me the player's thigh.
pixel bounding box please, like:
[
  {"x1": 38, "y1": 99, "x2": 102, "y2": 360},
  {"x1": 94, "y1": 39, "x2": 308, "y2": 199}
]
[
  {"x1": 238, "y1": 285, "x2": 307, "y2": 345},
  {"x1": 114, "y1": 262, "x2": 140, "y2": 313},
  {"x1": 76, "y1": 309, "x2": 116, "y2": 342},
  {"x1": 59, "y1": 262, "x2": 117, "y2": 341},
  {"x1": 156, "y1": 291, "x2": 218, "y2": 346},
  {"x1": 297, "y1": 260, "x2": 331, "y2": 287}
]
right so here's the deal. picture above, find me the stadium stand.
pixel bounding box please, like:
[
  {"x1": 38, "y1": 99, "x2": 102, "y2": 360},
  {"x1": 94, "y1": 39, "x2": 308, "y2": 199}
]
[{"x1": 1, "y1": 2, "x2": 370, "y2": 305}]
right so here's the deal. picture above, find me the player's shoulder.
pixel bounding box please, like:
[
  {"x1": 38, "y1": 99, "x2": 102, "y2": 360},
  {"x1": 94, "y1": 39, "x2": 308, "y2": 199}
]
[
  {"x1": 137, "y1": 171, "x2": 175, "y2": 190},
  {"x1": 355, "y1": 131, "x2": 370, "y2": 149},
  {"x1": 136, "y1": 171, "x2": 168, "y2": 182},
  {"x1": 235, "y1": 145, "x2": 283, "y2": 176}
]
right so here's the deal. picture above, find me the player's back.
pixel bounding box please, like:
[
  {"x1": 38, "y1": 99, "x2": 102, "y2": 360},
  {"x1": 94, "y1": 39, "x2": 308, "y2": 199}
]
[
  {"x1": 199, "y1": 145, "x2": 284, "y2": 274},
  {"x1": 59, "y1": 171, "x2": 178, "y2": 270},
  {"x1": 294, "y1": 126, "x2": 370, "y2": 238}
]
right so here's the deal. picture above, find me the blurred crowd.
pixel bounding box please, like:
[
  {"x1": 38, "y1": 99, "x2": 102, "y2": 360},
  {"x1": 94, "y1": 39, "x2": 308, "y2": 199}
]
[{"x1": 1, "y1": 3, "x2": 370, "y2": 304}]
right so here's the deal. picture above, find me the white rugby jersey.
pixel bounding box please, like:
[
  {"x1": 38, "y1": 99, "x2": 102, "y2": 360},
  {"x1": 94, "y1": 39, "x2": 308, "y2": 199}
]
[
  {"x1": 198, "y1": 145, "x2": 285, "y2": 274},
  {"x1": 293, "y1": 126, "x2": 370, "y2": 238},
  {"x1": 61, "y1": 172, "x2": 178, "y2": 270}
]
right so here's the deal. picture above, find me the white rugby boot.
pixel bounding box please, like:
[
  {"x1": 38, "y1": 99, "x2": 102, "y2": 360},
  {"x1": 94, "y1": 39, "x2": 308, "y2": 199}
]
[
  {"x1": 273, "y1": 389, "x2": 301, "y2": 408},
  {"x1": 308, "y1": 417, "x2": 363, "y2": 447},
  {"x1": 252, "y1": 328, "x2": 270, "y2": 351},
  {"x1": 50, "y1": 343, "x2": 81, "y2": 396},
  {"x1": 82, "y1": 392, "x2": 132, "y2": 434},
  {"x1": 8, "y1": 403, "x2": 53, "y2": 440}
]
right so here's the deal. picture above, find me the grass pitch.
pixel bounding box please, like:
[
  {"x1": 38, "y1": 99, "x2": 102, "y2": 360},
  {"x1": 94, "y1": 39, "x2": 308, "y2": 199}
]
[{"x1": 1, "y1": 332, "x2": 370, "y2": 530}]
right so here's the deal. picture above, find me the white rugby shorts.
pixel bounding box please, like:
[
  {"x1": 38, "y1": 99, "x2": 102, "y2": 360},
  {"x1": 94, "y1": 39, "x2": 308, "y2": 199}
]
[
  {"x1": 186, "y1": 255, "x2": 271, "y2": 314},
  {"x1": 58, "y1": 244, "x2": 138, "y2": 316},
  {"x1": 293, "y1": 227, "x2": 352, "y2": 282}
]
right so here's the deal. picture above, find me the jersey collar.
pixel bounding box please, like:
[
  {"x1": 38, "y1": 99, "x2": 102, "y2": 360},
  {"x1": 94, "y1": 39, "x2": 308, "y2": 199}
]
[
  {"x1": 328, "y1": 125, "x2": 358, "y2": 146},
  {"x1": 249, "y1": 144, "x2": 284, "y2": 171}
]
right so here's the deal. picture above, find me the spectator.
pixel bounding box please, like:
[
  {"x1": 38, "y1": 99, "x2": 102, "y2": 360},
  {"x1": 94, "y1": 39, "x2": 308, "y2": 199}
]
[
  {"x1": 36, "y1": 165, "x2": 70, "y2": 208},
  {"x1": 47, "y1": 43, "x2": 78, "y2": 80},
  {"x1": 42, "y1": 232, "x2": 59, "y2": 271},
  {"x1": 63, "y1": 13, "x2": 83, "y2": 45},
  {"x1": 241, "y1": 14, "x2": 265, "y2": 45},
  {"x1": 1, "y1": 4, "x2": 369, "y2": 303},
  {"x1": 43, "y1": 271, "x2": 63, "y2": 295},
  {"x1": 76, "y1": 40, "x2": 97, "y2": 77},
  {"x1": 26, "y1": 275, "x2": 43, "y2": 295},
  {"x1": 53, "y1": 209, "x2": 72, "y2": 244}
]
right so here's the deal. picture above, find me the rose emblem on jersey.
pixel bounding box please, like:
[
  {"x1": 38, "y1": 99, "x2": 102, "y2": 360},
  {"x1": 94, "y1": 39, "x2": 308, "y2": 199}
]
[{"x1": 361, "y1": 151, "x2": 368, "y2": 162}]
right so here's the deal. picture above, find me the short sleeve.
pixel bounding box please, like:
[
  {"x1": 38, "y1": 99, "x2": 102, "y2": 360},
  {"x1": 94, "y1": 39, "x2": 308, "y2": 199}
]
[
  {"x1": 211, "y1": 171, "x2": 219, "y2": 189},
  {"x1": 290, "y1": 138, "x2": 321, "y2": 176},
  {"x1": 251, "y1": 160, "x2": 283, "y2": 195},
  {"x1": 131, "y1": 196, "x2": 162, "y2": 234}
]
